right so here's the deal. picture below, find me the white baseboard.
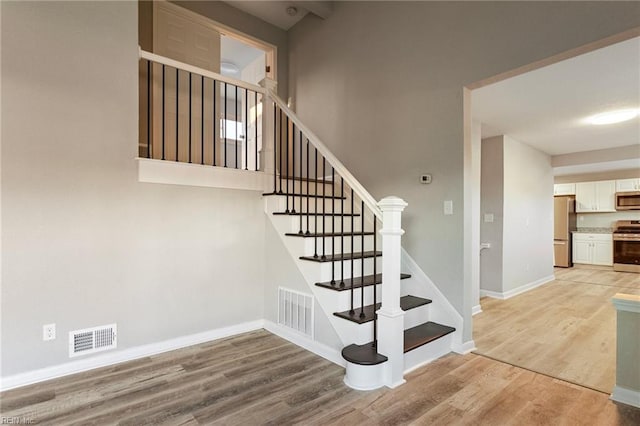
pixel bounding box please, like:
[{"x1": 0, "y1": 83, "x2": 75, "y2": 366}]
[
  {"x1": 611, "y1": 385, "x2": 640, "y2": 408},
  {"x1": 0, "y1": 320, "x2": 264, "y2": 392},
  {"x1": 472, "y1": 304, "x2": 482, "y2": 316},
  {"x1": 480, "y1": 275, "x2": 554, "y2": 300},
  {"x1": 263, "y1": 320, "x2": 346, "y2": 368},
  {"x1": 452, "y1": 340, "x2": 476, "y2": 355}
]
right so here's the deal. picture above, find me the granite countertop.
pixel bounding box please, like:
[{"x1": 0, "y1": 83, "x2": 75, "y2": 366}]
[{"x1": 573, "y1": 227, "x2": 613, "y2": 234}]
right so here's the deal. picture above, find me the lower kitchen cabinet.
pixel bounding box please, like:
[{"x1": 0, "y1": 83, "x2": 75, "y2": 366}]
[{"x1": 572, "y1": 233, "x2": 613, "y2": 266}]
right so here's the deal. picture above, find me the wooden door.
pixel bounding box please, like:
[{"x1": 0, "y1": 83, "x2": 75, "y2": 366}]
[{"x1": 151, "y1": 2, "x2": 221, "y2": 165}]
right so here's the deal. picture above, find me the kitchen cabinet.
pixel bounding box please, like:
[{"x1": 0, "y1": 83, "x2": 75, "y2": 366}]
[
  {"x1": 572, "y1": 233, "x2": 613, "y2": 266},
  {"x1": 554, "y1": 183, "x2": 576, "y2": 196},
  {"x1": 575, "y1": 180, "x2": 616, "y2": 212},
  {"x1": 616, "y1": 178, "x2": 640, "y2": 192}
]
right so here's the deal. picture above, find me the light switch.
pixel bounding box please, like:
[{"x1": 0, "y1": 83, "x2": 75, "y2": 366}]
[
  {"x1": 484, "y1": 213, "x2": 494, "y2": 223},
  {"x1": 444, "y1": 200, "x2": 453, "y2": 215}
]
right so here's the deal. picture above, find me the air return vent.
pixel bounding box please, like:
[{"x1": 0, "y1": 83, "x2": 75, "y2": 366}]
[
  {"x1": 69, "y1": 324, "x2": 117, "y2": 357},
  {"x1": 278, "y1": 288, "x2": 314, "y2": 338}
]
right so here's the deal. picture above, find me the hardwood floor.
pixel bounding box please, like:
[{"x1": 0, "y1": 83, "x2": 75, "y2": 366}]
[
  {"x1": 474, "y1": 266, "x2": 640, "y2": 393},
  {"x1": 2, "y1": 329, "x2": 639, "y2": 425}
]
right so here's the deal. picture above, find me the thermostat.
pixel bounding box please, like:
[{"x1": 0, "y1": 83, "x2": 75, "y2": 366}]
[{"x1": 420, "y1": 174, "x2": 432, "y2": 184}]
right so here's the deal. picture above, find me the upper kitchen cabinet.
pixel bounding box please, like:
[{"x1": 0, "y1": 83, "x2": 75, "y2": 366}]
[
  {"x1": 575, "y1": 180, "x2": 616, "y2": 212},
  {"x1": 554, "y1": 183, "x2": 576, "y2": 196},
  {"x1": 616, "y1": 178, "x2": 640, "y2": 192}
]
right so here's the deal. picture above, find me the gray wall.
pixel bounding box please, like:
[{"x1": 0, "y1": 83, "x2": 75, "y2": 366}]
[
  {"x1": 1, "y1": 1, "x2": 268, "y2": 376},
  {"x1": 287, "y1": 1, "x2": 640, "y2": 314},
  {"x1": 480, "y1": 137, "x2": 504, "y2": 293},
  {"x1": 502, "y1": 136, "x2": 553, "y2": 292}
]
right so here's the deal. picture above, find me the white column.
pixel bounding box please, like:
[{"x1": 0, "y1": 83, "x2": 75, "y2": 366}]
[
  {"x1": 260, "y1": 79, "x2": 278, "y2": 187},
  {"x1": 377, "y1": 196, "x2": 408, "y2": 388}
]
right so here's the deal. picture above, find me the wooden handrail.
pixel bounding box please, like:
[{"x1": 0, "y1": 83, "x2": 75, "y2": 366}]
[
  {"x1": 139, "y1": 48, "x2": 266, "y2": 95},
  {"x1": 267, "y1": 89, "x2": 383, "y2": 219}
]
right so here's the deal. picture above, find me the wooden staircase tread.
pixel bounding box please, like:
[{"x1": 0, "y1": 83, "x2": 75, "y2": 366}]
[
  {"x1": 263, "y1": 192, "x2": 346, "y2": 200},
  {"x1": 273, "y1": 211, "x2": 360, "y2": 217},
  {"x1": 334, "y1": 295, "x2": 432, "y2": 324},
  {"x1": 284, "y1": 231, "x2": 375, "y2": 238},
  {"x1": 300, "y1": 251, "x2": 382, "y2": 263},
  {"x1": 316, "y1": 273, "x2": 411, "y2": 291},
  {"x1": 341, "y1": 343, "x2": 388, "y2": 366},
  {"x1": 403, "y1": 322, "x2": 456, "y2": 353}
]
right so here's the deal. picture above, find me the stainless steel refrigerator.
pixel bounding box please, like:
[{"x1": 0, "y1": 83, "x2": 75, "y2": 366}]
[{"x1": 554, "y1": 196, "x2": 577, "y2": 267}]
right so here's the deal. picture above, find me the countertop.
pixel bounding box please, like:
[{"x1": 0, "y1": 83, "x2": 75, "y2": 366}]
[{"x1": 573, "y1": 227, "x2": 613, "y2": 234}]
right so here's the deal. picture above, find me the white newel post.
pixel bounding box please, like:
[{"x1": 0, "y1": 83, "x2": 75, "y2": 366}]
[
  {"x1": 260, "y1": 78, "x2": 277, "y2": 184},
  {"x1": 377, "y1": 196, "x2": 408, "y2": 388}
]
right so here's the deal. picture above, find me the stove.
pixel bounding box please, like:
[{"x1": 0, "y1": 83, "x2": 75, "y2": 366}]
[{"x1": 613, "y1": 220, "x2": 640, "y2": 272}]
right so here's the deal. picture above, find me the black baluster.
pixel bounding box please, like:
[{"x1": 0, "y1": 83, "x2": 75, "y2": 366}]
[
  {"x1": 245, "y1": 89, "x2": 248, "y2": 170},
  {"x1": 224, "y1": 83, "x2": 227, "y2": 167},
  {"x1": 350, "y1": 188, "x2": 354, "y2": 315},
  {"x1": 162, "y1": 65, "x2": 165, "y2": 160},
  {"x1": 285, "y1": 115, "x2": 289, "y2": 213},
  {"x1": 146, "y1": 60, "x2": 151, "y2": 158},
  {"x1": 291, "y1": 123, "x2": 296, "y2": 214},
  {"x1": 213, "y1": 80, "x2": 217, "y2": 166},
  {"x1": 305, "y1": 138, "x2": 310, "y2": 235},
  {"x1": 321, "y1": 158, "x2": 326, "y2": 260},
  {"x1": 314, "y1": 148, "x2": 318, "y2": 258},
  {"x1": 273, "y1": 103, "x2": 277, "y2": 192},
  {"x1": 299, "y1": 130, "x2": 303, "y2": 211},
  {"x1": 200, "y1": 75, "x2": 204, "y2": 165},
  {"x1": 373, "y1": 217, "x2": 378, "y2": 347},
  {"x1": 360, "y1": 200, "x2": 365, "y2": 319},
  {"x1": 278, "y1": 108, "x2": 283, "y2": 194},
  {"x1": 340, "y1": 177, "x2": 345, "y2": 288},
  {"x1": 188, "y1": 72, "x2": 192, "y2": 163},
  {"x1": 235, "y1": 85, "x2": 238, "y2": 169},
  {"x1": 255, "y1": 92, "x2": 258, "y2": 171},
  {"x1": 331, "y1": 167, "x2": 336, "y2": 286},
  {"x1": 175, "y1": 68, "x2": 179, "y2": 162}
]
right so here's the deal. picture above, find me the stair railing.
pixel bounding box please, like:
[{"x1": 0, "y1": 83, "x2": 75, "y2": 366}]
[
  {"x1": 264, "y1": 83, "x2": 407, "y2": 386},
  {"x1": 138, "y1": 48, "x2": 266, "y2": 170}
]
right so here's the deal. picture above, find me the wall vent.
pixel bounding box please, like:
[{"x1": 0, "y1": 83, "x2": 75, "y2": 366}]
[
  {"x1": 69, "y1": 324, "x2": 117, "y2": 357},
  {"x1": 278, "y1": 287, "x2": 314, "y2": 338}
]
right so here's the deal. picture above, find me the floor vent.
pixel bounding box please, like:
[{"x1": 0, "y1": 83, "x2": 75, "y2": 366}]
[
  {"x1": 278, "y1": 287, "x2": 314, "y2": 338},
  {"x1": 69, "y1": 324, "x2": 117, "y2": 357}
]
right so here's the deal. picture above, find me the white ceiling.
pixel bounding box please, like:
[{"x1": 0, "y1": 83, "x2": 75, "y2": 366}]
[{"x1": 472, "y1": 37, "x2": 640, "y2": 165}]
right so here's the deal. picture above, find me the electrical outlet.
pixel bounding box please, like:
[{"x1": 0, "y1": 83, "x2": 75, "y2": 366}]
[
  {"x1": 43, "y1": 323, "x2": 56, "y2": 341},
  {"x1": 420, "y1": 174, "x2": 432, "y2": 184}
]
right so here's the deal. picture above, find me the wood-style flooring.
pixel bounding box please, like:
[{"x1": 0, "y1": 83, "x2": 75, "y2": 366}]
[
  {"x1": 474, "y1": 265, "x2": 640, "y2": 393},
  {"x1": 2, "y1": 329, "x2": 639, "y2": 425}
]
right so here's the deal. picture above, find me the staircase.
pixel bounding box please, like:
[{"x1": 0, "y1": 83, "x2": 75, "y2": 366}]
[
  {"x1": 138, "y1": 49, "x2": 461, "y2": 390},
  {"x1": 262, "y1": 91, "x2": 458, "y2": 389}
]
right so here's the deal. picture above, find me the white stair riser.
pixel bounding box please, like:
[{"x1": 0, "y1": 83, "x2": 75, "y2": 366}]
[
  {"x1": 272, "y1": 196, "x2": 358, "y2": 215},
  {"x1": 403, "y1": 303, "x2": 431, "y2": 330},
  {"x1": 301, "y1": 258, "x2": 382, "y2": 282},
  {"x1": 403, "y1": 333, "x2": 453, "y2": 373},
  {"x1": 293, "y1": 235, "x2": 377, "y2": 256},
  {"x1": 275, "y1": 180, "x2": 335, "y2": 196},
  {"x1": 288, "y1": 215, "x2": 364, "y2": 234}
]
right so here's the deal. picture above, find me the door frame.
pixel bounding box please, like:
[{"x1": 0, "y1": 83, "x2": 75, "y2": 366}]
[
  {"x1": 462, "y1": 27, "x2": 640, "y2": 341},
  {"x1": 153, "y1": 0, "x2": 278, "y2": 82}
]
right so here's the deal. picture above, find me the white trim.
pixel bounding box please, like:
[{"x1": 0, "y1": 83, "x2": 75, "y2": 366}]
[
  {"x1": 611, "y1": 385, "x2": 640, "y2": 408},
  {"x1": 268, "y1": 90, "x2": 382, "y2": 220},
  {"x1": 472, "y1": 304, "x2": 482, "y2": 315},
  {"x1": 139, "y1": 49, "x2": 266, "y2": 94},
  {"x1": 452, "y1": 340, "x2": 477, "y2": 355},
  {"x1": 0, "y1": 320, "x2": 264, "y2": 392},
  {"x1": 612, "y1": 293, "x2": 640, "y2": 313},
  {"x1": 263, "y1": 320, "x2": 345, "y2": 368},
  {"x1": 480, "y1": 275, "x2": 554, "y2": 300},
  {"x1": 401, "y1": 248, "x2": 464, "y2": 329},
  {"x1": 137, "y1": 157, "x2": 270, "y2": 192}
]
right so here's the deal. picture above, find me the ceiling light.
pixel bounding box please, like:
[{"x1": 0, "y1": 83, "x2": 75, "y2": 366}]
[
  {"x1": 584, "y1": 108, "x2": 640, "y2": 125},
  {"x1": 220, "y1": 61, "x2": 239, "y2": 76}
]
